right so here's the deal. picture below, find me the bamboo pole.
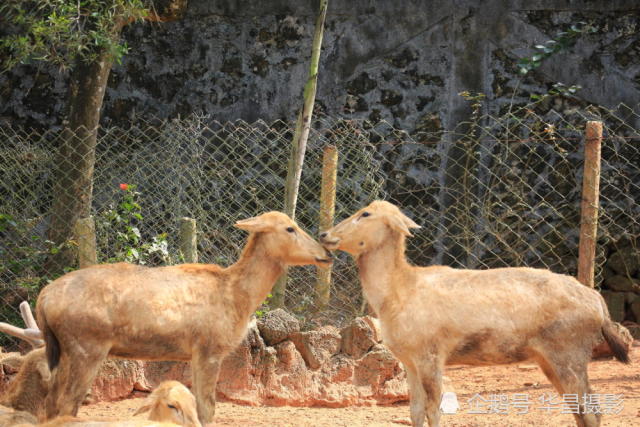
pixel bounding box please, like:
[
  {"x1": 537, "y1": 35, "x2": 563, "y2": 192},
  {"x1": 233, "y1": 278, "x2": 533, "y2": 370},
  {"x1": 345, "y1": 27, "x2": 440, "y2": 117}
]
[
  {"x1": 577, "y1": 121, "x2": 603, "y2": 288},
  {"x1": 315, "y1": 145, "x2": 338, "y2": 309},
  {"x1": 179, "y1": 217, "x2": 198, "y2": 263},
  {"x1": 74, "y1": 216, "x2": 97, "y2": 268},
  {"x1": 273, "y1": 0, "x2": 328, "y2": 308}
]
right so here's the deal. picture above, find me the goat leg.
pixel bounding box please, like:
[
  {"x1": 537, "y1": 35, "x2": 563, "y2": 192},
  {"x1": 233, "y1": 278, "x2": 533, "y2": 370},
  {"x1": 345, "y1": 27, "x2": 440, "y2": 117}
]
[{"x1": 191, "y1": 352, "x2": 222, "y2": 426}]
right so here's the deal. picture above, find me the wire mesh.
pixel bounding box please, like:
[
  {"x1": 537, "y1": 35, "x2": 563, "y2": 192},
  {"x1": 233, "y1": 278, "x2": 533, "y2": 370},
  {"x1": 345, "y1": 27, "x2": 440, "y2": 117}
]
[{"x1": 1, "y1": 102, "x2": 639, "y2": 348}]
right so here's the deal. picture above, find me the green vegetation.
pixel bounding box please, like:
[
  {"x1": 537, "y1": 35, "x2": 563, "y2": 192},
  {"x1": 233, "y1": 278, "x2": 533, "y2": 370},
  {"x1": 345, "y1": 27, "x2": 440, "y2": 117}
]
[{"x1": 0, "y1": 0, "x2": 148, "y2": 70}]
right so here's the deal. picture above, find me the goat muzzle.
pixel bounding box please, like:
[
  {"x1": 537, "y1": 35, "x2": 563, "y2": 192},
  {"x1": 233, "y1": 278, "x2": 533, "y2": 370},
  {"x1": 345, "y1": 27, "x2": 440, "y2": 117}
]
[{"x1": 315, "y1": 248, "x2": 334, "y2": 264}]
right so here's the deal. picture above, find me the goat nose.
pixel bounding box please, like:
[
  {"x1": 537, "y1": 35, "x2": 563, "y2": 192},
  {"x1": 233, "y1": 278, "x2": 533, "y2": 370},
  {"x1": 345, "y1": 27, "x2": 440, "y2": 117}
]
[{"x1": 320, "y1": 232, "x2": 328, "y2": 239}]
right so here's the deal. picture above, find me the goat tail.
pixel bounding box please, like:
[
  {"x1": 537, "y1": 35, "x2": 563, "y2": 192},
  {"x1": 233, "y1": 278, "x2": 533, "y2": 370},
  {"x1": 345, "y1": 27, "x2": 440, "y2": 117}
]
[
  {"x1": 39, "y1": 309, "x2": 61, "y2": 371},
  {"x1": 602, "y1": 321, "x2": 631, "y2": 364}
]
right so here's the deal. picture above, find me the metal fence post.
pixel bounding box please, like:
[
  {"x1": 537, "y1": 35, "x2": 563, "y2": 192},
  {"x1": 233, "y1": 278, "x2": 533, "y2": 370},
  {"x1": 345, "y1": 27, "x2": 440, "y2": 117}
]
[
  {"x1": 74, "y1": 216, "x2": 97, "y2": 268},
  {"x1": 577, "y1": 121, "x2": 603, "y2": 287},
  {"x1": 315, "y1": 145, "x2": 338, "y2": 310},
  {"x1": 179, "y1": 217, "x2": 198, "y2": 263}
]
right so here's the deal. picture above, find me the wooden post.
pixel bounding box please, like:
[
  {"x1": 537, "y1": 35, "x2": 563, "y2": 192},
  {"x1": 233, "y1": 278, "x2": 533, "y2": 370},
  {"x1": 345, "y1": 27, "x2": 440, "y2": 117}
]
[
  {"x1": 273, "y1": 0, "x2": 329, "y2": 308},
  {"x1": 577, "y1": 121, "x2": 603, "y2": 287},
  {"x1": 315, "y1": 145, "x2": 338, "y2": 310},
  {"x1": 74, "y1": 216, "x2": 97, "y2": 268},
  {"x1": 179, "y1": 217, "x2": 198, "y2": 263}
]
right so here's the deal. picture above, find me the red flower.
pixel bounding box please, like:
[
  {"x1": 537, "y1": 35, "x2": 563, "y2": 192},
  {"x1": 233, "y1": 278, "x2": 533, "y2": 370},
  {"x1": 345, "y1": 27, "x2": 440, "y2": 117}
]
[{"x1": 119, "y1": 183, "x2": 129, "y2": 191}]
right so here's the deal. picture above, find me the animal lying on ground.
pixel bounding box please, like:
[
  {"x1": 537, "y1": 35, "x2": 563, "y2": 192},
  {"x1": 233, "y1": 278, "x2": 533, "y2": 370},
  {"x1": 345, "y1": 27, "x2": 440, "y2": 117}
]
[
  {"x1": 0, "y1": 302, "x2": 50, "y2": 419},
  {"x1": 36, "y1": 380, "x2": 201, "y2": 427},
  {"x1": 0, "y1": 403, "x2": 39, "y2": 426},
  {"x1": 134, "y1": 380, "x2": 201, "y2": 427},
  {"x1": 0, "y1": 347, "x2": 49, "y2": 418},
  {"x1": 0, "y1": 381, "x2": 200, "y2": 427},
  {"x1": 38, "y1": 419, "x2": 181, "y2": 427},
  {"x1": 36, "y1": 211, "x2": 332, "y2": 425},
  {"x1": 320, "y1": 200, "x2": 631, "y2": 427}
]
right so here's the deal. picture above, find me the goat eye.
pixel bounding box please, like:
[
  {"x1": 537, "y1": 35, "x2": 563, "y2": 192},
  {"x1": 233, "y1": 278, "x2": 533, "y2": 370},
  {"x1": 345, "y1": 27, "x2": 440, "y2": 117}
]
[
  {"x1": 286, "y1": 227, "x2": 295, "y2": 233},
  {"x1": 362, "y1": 212, "x2": 370, "y2": 217}
]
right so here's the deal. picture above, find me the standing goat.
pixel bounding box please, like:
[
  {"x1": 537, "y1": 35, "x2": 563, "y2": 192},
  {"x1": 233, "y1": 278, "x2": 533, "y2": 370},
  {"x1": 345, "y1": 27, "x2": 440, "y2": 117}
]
[
  {"x1": 36, "y1": 212, "x2": 332, "y2": 425},
  {"x1": 320, "y1": 200, "x2": 631, "y2": 427}
]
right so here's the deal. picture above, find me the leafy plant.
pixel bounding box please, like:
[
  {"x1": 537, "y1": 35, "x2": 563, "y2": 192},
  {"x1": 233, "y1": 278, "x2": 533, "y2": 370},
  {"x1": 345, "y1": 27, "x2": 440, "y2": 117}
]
[
  {"x1": 517, "y1": 22, "x2": 597, "y2": 76},
  {"x1": 0, "y1": 0, "x2": 149, "y2": 71},
  {"x1": 97, "y1": 183, "x2": 171, "y2": 265},
  {"x1": 255, "y1": 293, "x2": 274, "y2": 318},
  {"x1": 0, "y1": 213, "x2": 74, "y2": 289},
  {"x1": 0, "y1": 213, "x2": 74, "y2": 348},
  {"x1": 458, "y1": 91, "x2": 486, "y2": 118},
  {"x1": 530, "y1": 82, "x2": 583, "y2": 101}
]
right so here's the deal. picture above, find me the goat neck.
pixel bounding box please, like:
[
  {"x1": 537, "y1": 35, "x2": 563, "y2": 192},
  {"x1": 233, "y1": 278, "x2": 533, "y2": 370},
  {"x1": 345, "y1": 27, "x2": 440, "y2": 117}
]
[
  {"x1": 226, "y1": 232, "x2": 284, "y2": 317},
  {"x1": 357, "y1": 231, "x2": 411, "y2": 317}
]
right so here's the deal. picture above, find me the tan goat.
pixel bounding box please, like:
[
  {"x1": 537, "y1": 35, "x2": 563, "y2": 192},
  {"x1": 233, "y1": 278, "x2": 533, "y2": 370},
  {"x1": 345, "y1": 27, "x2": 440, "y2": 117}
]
[
  {"x1": 39, "y1": 417, "x2": 184, "y2": 426},
  {"x1": 36, "y1": 211, "x2": 332, "y2": 425},
  {"x1": 0, "y1": 302, "x2": 49, "y2": 419},
  {"x1": 0, "y1": 347, "x2": 49, "y2": 418},
  {"x1": 320, "y1": 200, "x2": 631, "y2": 427},
  {"x1": 37, "y1": 381, "x2": 200, "y2": 427},
  {"x1": 0, "y1": 403, "x2": 39, "y2": 426},
  {"x1": 134, "y1": 380, "x2": 201, "y2": 427}
]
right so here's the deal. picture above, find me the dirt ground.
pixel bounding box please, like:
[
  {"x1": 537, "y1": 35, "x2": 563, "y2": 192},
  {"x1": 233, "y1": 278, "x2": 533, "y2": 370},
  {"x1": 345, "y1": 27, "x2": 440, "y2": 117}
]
[{"x1": 80, "y1": 344, "x2": 640, "y2": 426}]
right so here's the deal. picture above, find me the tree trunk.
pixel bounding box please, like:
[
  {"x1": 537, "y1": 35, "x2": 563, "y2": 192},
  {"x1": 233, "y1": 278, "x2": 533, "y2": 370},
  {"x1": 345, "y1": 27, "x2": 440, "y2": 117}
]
[
  {"x1": 45, "y1": 49, "x2": 115, "y2": 274},
  {"x1": 43, "y1": 4, "x2": 189, "y2": 276},
  {"x1": 272, "y1": 0, "x2": 328, "y2": 308}
]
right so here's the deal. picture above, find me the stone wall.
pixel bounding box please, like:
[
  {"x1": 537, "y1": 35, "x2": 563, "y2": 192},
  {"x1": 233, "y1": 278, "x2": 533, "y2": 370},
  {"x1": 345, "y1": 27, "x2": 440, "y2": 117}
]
[
  {"x1": 115, "y1": 311, "x2": 410, "y2": 407},
  {"x1": 1, "y1": 1, "x2": 639, "y2": 131},
  {"x1": 601, "y1": 242, "x2": 640, "y2": 331}
]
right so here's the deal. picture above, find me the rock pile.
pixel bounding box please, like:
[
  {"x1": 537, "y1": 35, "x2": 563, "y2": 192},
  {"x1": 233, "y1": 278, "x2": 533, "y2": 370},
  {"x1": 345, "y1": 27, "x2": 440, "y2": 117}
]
[{"x1": 601, "y1": 244, "x2": 640, "y2": 338}]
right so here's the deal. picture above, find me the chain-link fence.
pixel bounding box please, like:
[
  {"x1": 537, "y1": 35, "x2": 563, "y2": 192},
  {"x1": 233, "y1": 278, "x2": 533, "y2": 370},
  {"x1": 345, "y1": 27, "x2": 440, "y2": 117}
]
[{"x1": 1, "y1": 102, "x2": 639, "y2": 348}]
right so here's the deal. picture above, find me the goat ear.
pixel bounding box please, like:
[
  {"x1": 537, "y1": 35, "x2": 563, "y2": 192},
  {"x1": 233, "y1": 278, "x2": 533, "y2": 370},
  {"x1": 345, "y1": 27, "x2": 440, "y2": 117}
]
[
  {"x1": 133, "y1": 402, "x2": 152, "y2": 416},
  {"x1": 385, "y1": 212, "x2": 421, "y2": 237},
  {"x1": 401, "y1": 213, "x2": 421, "y2": 230},
  {"x1": 234, "y1": 216, "x2": 273, "y2": 233},
  {"x1": 181, "y1": 400, "x2": 200, "y2": 427}
]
